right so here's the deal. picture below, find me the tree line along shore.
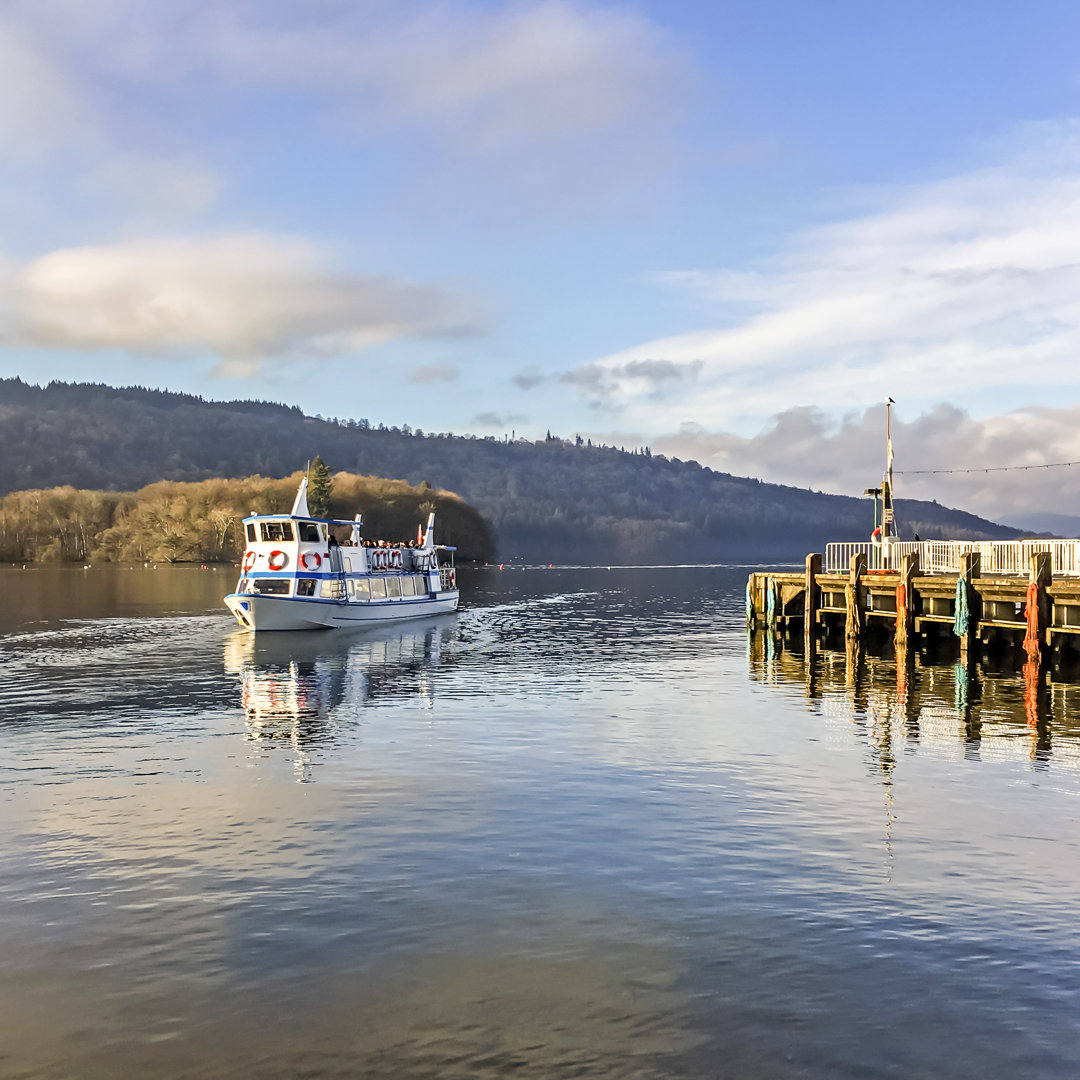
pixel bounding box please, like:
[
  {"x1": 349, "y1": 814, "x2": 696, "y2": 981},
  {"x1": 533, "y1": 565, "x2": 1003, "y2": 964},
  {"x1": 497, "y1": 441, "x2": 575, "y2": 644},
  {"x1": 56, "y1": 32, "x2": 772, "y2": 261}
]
[{"x1": 0, "y1": 471, "x2": 496, "y2": 565}]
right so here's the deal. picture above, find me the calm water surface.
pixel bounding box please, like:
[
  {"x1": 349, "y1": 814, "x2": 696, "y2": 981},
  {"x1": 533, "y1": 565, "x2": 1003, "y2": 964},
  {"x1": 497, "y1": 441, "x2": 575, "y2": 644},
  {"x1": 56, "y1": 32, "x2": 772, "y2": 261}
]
[{"x1": 1, "y1": 564, "x2": 1079, "y2": 1078}]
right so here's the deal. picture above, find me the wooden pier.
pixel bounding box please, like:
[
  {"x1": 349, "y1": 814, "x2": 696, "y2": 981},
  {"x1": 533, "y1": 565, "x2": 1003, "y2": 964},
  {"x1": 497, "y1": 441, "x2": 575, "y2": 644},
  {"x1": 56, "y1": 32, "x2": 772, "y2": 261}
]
[{"x1": 748, "y1": 542, "x2": 1080, "y2": 666}]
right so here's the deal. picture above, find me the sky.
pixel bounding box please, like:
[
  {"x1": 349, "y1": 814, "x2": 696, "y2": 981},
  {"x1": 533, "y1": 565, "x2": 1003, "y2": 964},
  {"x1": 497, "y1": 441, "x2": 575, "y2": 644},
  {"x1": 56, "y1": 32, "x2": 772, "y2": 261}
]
[{"x1": 4, "y1": 0, "x2": 1080, "y2": 522}]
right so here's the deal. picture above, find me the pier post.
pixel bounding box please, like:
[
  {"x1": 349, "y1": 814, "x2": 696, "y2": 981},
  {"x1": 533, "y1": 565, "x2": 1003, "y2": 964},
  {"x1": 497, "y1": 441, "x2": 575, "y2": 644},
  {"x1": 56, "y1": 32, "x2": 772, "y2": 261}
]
[
  {"x1": 804, "y1": 553, "x2": 821, "y2": 654},
  {"x1": 958, "y1": 551, "x2": 981, "y2": 667},
  {"x1": 1025, "y1": 552, "x2": 1052, "y2": 664},
  {"x1": 845, "y1": 553, "x2": 865, "y2": 641},
  {"x1": 895, "y1": 551, "x2": 919, "y2": 652}
]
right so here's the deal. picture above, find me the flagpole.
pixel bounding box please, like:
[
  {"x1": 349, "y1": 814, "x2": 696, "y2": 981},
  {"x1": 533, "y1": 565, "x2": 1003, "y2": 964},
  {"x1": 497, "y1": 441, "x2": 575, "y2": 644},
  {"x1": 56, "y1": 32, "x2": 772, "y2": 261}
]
[{"x1": 884, "y1": 396, "x2": 895, "y2": 545}]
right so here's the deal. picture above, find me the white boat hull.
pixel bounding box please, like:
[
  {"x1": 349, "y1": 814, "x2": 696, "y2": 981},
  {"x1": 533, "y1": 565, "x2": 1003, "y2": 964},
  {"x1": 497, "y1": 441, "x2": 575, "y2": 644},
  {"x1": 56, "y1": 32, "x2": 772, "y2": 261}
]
[{"x1": 225, "y1": 590, "x2": 459, "y2": 631}]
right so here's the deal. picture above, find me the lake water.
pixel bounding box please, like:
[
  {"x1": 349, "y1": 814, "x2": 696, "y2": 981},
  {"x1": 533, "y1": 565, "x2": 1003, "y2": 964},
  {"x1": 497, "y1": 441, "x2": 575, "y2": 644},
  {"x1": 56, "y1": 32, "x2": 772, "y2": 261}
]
[{"x1": 2, "y1": 564, "x2": 1080, "y2": 1079}]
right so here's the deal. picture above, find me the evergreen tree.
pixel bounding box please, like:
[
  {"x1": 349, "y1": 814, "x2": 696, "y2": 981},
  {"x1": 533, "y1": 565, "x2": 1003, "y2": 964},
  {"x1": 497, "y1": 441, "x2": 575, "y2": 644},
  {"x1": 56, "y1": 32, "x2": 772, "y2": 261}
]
[{"x1": 309, "y1": 455, "x2": 333, "y2": 517}]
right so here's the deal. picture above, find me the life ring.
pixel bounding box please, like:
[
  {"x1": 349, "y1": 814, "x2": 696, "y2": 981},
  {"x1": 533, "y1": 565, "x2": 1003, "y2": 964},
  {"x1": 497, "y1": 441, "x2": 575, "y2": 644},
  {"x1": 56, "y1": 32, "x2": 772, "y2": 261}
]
[
  {"x1": 268, "y1": 550, "x2": 288, "y2": 570},
  {"x1": 301, "y1": 551, "x2": 322, "y2": 570},
  {"x1": 871, "y1": 527, "x2": 882, "y2": 546},
  {"x1": 391, "y1": 548, "x2": 402, "y2": 570},
  {"x1": 372, "y1": 549, "x2": 385, "y2": 571},
  {"x1": 448, "y1": 568, "x2": 456, "y2": 589},
  {"x1": 243, "y1": 550, "x2": 256, "y2": 572}
]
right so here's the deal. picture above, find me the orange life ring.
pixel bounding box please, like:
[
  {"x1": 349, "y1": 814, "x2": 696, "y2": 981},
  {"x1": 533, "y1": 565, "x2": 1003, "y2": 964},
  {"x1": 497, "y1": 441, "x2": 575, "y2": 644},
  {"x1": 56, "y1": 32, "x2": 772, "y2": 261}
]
[
  {"x1": 871, "y1": 527, "x2": 882, "y2": 545},
  {"x1": 302, "y1": 551, "x2": 322, "y2": 570},
  {"x1": 268, "y1": 550, "x2": 288, "y2": 570},
  {"x1": 243, "y1": 550, "x2": 256, "y2": 572},
  {"x1": 448, "y1": 568, "x2": 456, "y2": 589}
]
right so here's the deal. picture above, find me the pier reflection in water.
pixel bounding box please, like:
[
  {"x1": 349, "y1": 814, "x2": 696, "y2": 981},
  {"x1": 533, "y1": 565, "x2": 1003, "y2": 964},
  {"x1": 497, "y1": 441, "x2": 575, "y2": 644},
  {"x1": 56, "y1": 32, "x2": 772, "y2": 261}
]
[{"x1": 749, "y1": 628, "x2": 1080, "y2": 770}]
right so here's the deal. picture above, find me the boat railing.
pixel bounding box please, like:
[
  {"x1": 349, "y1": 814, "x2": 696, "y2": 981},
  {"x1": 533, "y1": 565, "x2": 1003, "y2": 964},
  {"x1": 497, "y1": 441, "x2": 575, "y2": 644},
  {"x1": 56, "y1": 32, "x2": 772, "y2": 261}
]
[{"x1": 823, "y1": 539, "x2": 1078, "y2": 576}]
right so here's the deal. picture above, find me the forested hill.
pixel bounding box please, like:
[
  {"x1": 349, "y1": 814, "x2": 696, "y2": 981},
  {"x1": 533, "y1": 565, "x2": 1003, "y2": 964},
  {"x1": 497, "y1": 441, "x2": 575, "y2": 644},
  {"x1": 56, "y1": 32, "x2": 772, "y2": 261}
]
[{"x1": 0, "y1": 378, "x2": 1022, "y2": 562}]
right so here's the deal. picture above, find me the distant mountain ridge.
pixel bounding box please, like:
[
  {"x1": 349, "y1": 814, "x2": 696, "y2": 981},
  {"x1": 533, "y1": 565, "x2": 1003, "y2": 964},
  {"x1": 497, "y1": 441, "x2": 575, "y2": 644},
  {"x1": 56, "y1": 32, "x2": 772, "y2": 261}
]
[
  {"x1": 0, "y1": 378, "x2": 1024, "y2": 562},
  {"x1": 998, "y1": 512, "x2": 1080, "y2": 538}
]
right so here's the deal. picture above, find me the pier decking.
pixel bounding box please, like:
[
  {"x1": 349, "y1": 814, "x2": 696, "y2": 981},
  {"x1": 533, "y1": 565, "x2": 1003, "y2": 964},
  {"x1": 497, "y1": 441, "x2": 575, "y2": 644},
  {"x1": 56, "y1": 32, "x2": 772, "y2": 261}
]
[{"x1": 748, "y1": 540, "x2": 1080, "y2": 665}]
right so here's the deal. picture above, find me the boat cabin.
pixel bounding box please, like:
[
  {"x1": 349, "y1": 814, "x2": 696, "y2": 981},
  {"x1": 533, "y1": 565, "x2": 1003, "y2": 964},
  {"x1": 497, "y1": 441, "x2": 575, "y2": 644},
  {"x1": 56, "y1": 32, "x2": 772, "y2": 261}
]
[{"x1": 236, "y1": 512, "x2": 455, "y2": 605}]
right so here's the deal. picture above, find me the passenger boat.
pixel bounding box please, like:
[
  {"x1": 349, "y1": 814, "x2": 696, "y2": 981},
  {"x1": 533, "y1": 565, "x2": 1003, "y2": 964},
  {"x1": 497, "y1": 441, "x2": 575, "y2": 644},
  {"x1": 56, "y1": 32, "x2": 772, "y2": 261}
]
[{"x1": 224, "y1": 479, "x2": 459, "y2": 631}]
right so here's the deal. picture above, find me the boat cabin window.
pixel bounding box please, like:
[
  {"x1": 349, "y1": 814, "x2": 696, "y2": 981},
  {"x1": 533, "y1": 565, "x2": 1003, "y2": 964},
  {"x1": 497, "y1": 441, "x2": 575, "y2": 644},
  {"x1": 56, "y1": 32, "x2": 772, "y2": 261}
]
[
  {"x1": 350, "y1": 579, "x2": 371, "y2": 601},
  {"x1": 296, "y1": 580, "x2": 316, "y2": 597},
  {"x1": 253, "y1": 579, "x2": 291, "y2": 595},
  {"x1": 246, "y1": 523, "x2": 257, "y2": 543},
  {"x1": 260, "y1": 521, "x2": 294, "y2": 542},
  {"x1": 298, "y1": 521, "x2": 320, "y2": 542},
  {"x1": 369, "y1": 579, "x2": 387, "y2": 601}
]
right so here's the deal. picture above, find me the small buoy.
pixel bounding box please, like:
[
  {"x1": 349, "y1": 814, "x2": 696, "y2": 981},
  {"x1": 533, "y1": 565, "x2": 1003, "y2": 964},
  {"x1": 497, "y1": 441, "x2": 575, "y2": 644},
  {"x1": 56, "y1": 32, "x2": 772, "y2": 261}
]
[{"x1": 499, "y1": 563, "x2": 504, "y2": 570}]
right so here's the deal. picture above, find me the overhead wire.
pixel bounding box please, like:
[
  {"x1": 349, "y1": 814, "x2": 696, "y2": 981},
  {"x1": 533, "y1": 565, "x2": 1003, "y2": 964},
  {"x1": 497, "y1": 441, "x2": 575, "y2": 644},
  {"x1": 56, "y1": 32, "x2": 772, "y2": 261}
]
[{"x1": 895, "y1": 460, "x2": 1080, "y2": 476}]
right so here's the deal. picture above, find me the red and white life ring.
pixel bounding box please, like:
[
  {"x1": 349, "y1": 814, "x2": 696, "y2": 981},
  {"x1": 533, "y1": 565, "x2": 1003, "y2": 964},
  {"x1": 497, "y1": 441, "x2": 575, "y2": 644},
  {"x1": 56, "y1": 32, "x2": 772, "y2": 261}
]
[
  {"x1": 871, "y1": 527, "x2": 882, "y2": 546},
  {"x1": 390, "y1": 548, "x2": 402, "y2": 570},
  {"x1": 242, "y1": 550, "x2": 256, "y2": 572},
  {"x1": 301, "y1": 551, "x2": 322, "y2": 570},
  {"x1": 268, "y1": 550, "x2": 288, "y2": 570},
  {"x1": 448, "y1": 568, "x2": 456, "y2": 589},
  {"x1": 371, "y1": 549, "x2": 385, "y2": 571}
]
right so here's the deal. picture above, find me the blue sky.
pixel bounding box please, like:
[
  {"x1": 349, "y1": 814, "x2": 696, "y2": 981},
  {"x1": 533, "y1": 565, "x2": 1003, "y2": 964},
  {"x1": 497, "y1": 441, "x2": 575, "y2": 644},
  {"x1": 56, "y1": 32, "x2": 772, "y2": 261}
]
[{"x1": 4, "y1": 0, "x2": 1080, "y2": 518}]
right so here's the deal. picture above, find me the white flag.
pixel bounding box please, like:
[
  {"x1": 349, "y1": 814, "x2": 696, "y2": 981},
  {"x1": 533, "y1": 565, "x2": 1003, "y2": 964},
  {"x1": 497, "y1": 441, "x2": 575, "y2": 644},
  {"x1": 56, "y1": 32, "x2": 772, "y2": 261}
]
[{"x1": 291, "y1": 477, "x2": 311, "y2": 517}]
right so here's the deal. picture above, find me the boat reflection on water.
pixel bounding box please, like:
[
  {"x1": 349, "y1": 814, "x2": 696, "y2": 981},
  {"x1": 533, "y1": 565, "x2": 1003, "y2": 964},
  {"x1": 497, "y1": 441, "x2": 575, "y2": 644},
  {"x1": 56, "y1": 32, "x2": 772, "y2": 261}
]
[
  {"x1": 749, "y1": 630, "x2": 1080, "y2": 772},
  {"x1": 223, "y1": 615, "x2": 457, "y2": 750}
]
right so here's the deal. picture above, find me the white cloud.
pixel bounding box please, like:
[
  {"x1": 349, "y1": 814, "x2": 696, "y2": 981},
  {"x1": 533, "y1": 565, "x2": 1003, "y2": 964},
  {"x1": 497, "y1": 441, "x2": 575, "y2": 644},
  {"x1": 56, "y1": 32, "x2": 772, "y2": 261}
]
[
  {"x1": 208, "y1": 2, "x2": 681, "y2": 143},
  {"x1": 77, "y1": 154, "x2": 221, "y2": 222},
  {"x1": 0, "y1": 21, "x2": 99, "y2": 157},
  {"x1": 571, "y1": 121, "x2": 1080, "y2": 429},
  {"x1": 0, "y1": 1, "x2": 686, "y2": 214},
  {"x1": 409, "y1": 361, "x2": 459, "y2": 384},
  {"x1": 0, "y1": 234, "x2": 483, "y2": 375},
  {"x1": 649, "y1": 402, "x2": 1080, "y2": 521}
]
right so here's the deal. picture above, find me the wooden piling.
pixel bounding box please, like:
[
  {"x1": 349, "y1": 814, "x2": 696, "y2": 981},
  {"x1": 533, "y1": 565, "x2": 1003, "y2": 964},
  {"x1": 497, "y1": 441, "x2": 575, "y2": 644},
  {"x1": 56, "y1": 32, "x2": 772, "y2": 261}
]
[
  {"x1": 845, "y1": 553, "x2": 865, "y2": 640},
  {"x1": 894, "y1": 550, "x2": 918, "y2": 652},
  {"x1": 804, "y1": 553, "x2": 821, "y2": 655},
  {"x1": 1026, "y1": 552, "x2": 1052, "y2": 665},
  {"x1": 958, "y1": 551, "x2": 981, "y2": 668}
]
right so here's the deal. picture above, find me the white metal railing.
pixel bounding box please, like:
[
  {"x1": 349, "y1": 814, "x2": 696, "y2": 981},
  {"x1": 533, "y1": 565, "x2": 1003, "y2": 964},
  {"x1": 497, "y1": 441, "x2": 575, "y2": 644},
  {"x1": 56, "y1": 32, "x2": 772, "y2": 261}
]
[{"x1": 823, "y1": 539, "x2": 1080, "y2": 577}]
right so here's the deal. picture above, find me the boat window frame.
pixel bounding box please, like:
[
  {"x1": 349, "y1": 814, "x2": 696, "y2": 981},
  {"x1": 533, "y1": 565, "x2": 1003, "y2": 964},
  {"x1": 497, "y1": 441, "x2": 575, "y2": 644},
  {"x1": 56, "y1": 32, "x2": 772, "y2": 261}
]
[
  {"x1": 260, "y1": 520, "x2": 294, "y2": 543},
  {"x1": 252, "y1": 578, "x2": 291, "y2": 595}
]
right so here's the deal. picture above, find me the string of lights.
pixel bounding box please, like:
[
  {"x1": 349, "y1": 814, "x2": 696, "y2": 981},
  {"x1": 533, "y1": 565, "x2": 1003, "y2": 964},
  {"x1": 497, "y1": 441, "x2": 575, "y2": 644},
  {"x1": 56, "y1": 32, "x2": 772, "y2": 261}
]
[{"x1": 896, "y1": 460, "x2": 1080, "y2": 476}]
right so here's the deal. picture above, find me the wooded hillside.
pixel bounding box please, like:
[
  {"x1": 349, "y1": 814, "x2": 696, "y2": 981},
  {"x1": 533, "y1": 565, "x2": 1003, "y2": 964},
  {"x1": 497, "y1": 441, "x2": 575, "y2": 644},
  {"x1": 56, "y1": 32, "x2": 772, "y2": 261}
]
[
  {"x1": 0, "y1": 379, "x2": 1023, "y2": 563},
  {"x1": 0, "y1": 471, "x2": 494, "y2": 565}
]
